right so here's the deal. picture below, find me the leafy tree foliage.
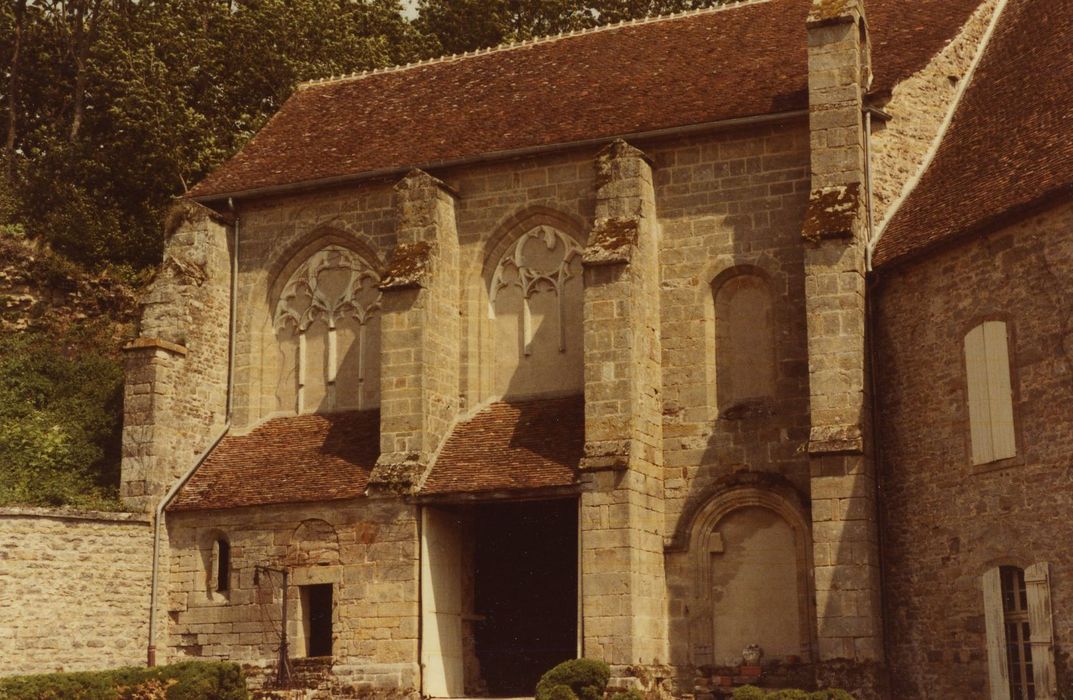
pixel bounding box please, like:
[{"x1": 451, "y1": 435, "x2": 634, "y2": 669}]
[
  {"x1": 0, "y1": 0, "x2": 425, "y2": 271},
  {"x1": 0, "y1": 322, "x2": 124, "y2": 507},
  {"x1": 415, "y1": 0, "x2": 728, "y2": 55}
]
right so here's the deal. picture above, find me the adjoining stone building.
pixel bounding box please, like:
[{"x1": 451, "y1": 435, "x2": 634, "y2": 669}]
[{"x1": 103, "y1": 0, "x2": 1072, "y2": 698}]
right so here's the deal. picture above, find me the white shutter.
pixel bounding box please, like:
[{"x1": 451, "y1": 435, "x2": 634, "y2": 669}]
[
  {"x1": 965, "y1": 322, "x2": 1017, "y2": 465},
  {"x1": 1025, "y1": 562, "x2": 1057, "y2": 699},
  {"x1": 966, "y1": 325, "x2": 995, "y2": 464},
  {"x1": 983, "y1": 567, "x2": 1012, "y2": 700},
  {"x1": 983, "y1": 322, "x2": 1017, "y2": 461}
]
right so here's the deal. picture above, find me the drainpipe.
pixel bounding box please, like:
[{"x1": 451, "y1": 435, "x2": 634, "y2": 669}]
[
  {"x1": 862, "y1": 104, "x2": 891, "y2": 681},
  {"x1": 146, "y1": 199, "x2": 240, "y2": 665}
]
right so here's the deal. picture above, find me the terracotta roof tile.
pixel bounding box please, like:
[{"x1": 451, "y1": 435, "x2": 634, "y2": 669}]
[
  {"x1": 190, "y1": 0, "x2": 982, "y2": 200},
  {"x1": 169, "y1": 411, "x2": 378, "y2": 512},
  {"x1": 421, "y1": 396, "x2": 583, "y2": 495},
  {"x1": 875, "y1": 0, "x2": 1073, "y2": 266}
]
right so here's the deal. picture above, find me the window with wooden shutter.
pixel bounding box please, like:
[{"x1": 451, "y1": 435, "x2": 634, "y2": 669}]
[
  {"x1": 1025, "y1": 563, "x2": 1057, "y2": 699},
  {"x1": 965, "y1": 321, "x2": 1017, "y2": 465},
  {"x1": 984, "y1": 564, "x2": 1057, "y2": 700},
  {"x1": 984, "y1": 567, "x2": 1012, "y2": 700}
]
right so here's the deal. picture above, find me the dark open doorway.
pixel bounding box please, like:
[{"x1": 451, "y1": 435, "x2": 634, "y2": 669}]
[
  {"x1": 301, "y1": 583, "x2": 333, "y2": 657},
  {"x1": 473, "y1": 498, "x2": 578, "y2": 696}
]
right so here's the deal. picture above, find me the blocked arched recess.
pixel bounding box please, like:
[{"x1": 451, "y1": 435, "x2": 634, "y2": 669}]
[
  {"x1": 706, "y1": 263, "x2": 779, "y2": 419},
  {"x1": 672, "y1": 478, "x2": 816, "y2": 668},
  {"x1": 287, "y1": 518, "x2": 341, "y2": 568},
  {"x1": 243, "y1": 225, "x2": 385, "y2": 422},
  {"x1": 463, "y1": 206, "x2": 588, "y2": 406}
]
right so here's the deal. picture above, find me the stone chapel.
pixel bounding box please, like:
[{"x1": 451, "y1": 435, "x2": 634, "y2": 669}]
[{"x1": 104, "y1": 0, "x2": 1073, "y2": 697}]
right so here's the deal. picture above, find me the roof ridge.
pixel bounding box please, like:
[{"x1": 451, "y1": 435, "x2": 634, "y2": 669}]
[{"x1": 297, "y1": 0, "x2": 776, "y2": 91}]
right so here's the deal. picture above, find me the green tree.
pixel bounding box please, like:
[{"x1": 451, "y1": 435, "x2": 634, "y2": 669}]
[{"x1": 415, "y1": 0, "x2": 729, "y2": 55}]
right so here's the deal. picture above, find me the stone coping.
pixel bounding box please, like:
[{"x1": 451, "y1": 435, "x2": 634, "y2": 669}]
[
  {"x1": 0, "y1": 506, "x2": 151, "y2": 524},
  {"x1": 122, "y1": 336, "x2": 188, "y2": 356}
]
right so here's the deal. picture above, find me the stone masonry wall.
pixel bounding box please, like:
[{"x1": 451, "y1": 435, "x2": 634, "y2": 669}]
[
  {"x1": 870, "y1": 0, "x2": 999, "y2": 232},
  {"x1": 214, "y1": 123, "x2": 818, "y2": 688},
  {"x1": 231, "y1": 184, "x2": 396, "y2": 431},
  {"x1": 121, "y1": 202, "x2": 232, "y2": 510},
  {"x1": 165, "y1": 500, "x2": 419, "y2": 692},
  {"x1": 875, "y1": 199, "x2": 1073, "y2": 698},
  {"x1": 0, "y1": 508, "x2": 153, "y2": 676}
]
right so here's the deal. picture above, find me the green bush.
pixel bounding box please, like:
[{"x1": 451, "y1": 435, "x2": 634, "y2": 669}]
[
  {"x1": 612, "y1": 690, "x2": 645, "y2": 700},
  {"x1": 0, "y1": 323, "x2": 125, "y2": 508},
  {"x1": 535, "y1": 659, "x2": 611, "y2": 700},
  {"x1": 766, "y1": 691, "x2": 809, "y2": 700},
  {"x1": 733, "y1": 686, "x2": 768, "y2": 700},
  {"x1": 0, "y1": 660, "x2": 247, "y2": 700},
  {"x1": 731, "y1": 688, "x2": 853, "y2": 700}
]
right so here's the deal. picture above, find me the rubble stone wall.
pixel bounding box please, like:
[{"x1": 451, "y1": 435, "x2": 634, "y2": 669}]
[
  {"x1": 876, "y1": 199, "x2": 1073, "y2": 698},
  {"x1": 0, "y1": 508, "x2": 153, "y2": 676}
]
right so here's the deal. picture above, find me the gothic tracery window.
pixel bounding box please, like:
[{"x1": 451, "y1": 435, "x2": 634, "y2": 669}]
[
  {"x1": 487, "y1": 225, "x2": 584, "y2": 398},
  {"x1": 274, "y1": 245, "x2": 381, "y2": 413}
]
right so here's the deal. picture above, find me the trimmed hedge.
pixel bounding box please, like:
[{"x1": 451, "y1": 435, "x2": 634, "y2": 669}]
[
  {"x1": 732, "y1": 687, "x2": 853, "y2": 700},
  {"x1": 0, "y1": 661, "x2": 248, "y2": 700},
  {"x1": 535, "y1": 659, "x2": 611, "y2": 700}
]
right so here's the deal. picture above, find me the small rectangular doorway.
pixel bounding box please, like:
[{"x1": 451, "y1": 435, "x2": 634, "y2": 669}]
[
  {"x1": 300, "y1": 583, "x2": 333, "y2": 657},
  {"x1": 421, "y1": 498, "x2": 579, "y2": 698}
]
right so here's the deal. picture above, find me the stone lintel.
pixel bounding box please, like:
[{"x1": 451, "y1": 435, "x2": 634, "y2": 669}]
[
  {"x1": 122, "y1": 336, "x2": 189, "y2": 357},
  {"x1": 809, "y1": 424, "x2": 864, "y2": 456}
]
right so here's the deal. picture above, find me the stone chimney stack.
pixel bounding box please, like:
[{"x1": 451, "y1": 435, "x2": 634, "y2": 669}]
[
  {"x1": 802, "y1": 0, "x2": 886, "y2": 688},
  {"x1": 120, "y1": 201, "x2": 232, "y2": 512},
  {"x1": 368, "y1": 169, "x2": 460, "y2": 494}
]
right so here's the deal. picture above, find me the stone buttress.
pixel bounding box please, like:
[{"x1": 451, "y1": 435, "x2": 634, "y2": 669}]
[
  {"x1": 579, "y1": 140, "x2": 669, "y2": 679},
  {"x1": 802, "y1": 0, "x2": 886, "y2": 690},
  {"x1": 369, "y1": 169, "x2": 461, "y2": 494}
]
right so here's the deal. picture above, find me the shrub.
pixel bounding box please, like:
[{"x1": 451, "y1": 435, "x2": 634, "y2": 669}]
[
  {"x1": 731, "y1": 688, "x2": 853, "y2": 700},
  {"x1": 535, "y1": 659, "x2": 611, "y2": 700},
  {"x1": 0, "y1": 660, "x2": 248, "y2": 699}
]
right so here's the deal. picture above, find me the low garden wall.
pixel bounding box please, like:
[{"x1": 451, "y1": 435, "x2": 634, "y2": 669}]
[{"x1": 0, "y1": 506, "x2": 154, "y2": 676}]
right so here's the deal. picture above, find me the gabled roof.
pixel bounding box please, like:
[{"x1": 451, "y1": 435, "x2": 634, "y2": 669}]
[
  {"x1": 191, "y1": 0, "x2": 983, "y2": 200},
  {"x1": 168, "y1": 411, "x2": 379, "y2": 512},
  {"x1": 875, "y1": 0, "x2": 1073, "y2": 267},
  {"x1": 420, "y1": 396, "x2": 583, "y2": 495}
]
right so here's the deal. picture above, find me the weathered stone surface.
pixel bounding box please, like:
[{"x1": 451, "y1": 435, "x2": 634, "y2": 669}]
[
  {"x1": 0, "y1": 508, "x2": 153, "y2": 676},
  {"x1": 876, "y1": 200, "x2": 1073, "y2": 699}
]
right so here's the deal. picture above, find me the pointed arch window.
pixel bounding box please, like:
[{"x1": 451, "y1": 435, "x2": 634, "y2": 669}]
[
  {"x1": 274, "y1": 245, "x2": 381, "y2": 412},
  {"x1": 486, "y1": 224, "x2": 584, "y2": 398},
  {"x1": 488, "y1": 225, "x2": 583, "y2": 356}
]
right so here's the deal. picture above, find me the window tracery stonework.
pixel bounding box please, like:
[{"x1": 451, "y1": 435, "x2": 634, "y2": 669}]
[
  {"x1": 274, "y1": 245, "x2": 381, "y2": 412},
  {"x1": 488, "y1": 225, "x2": 583, "y2": 355}
]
